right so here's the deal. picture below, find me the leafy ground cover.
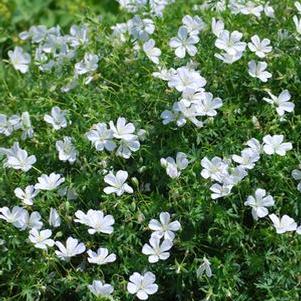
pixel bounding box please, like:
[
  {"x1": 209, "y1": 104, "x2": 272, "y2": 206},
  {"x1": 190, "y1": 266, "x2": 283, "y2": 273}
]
[{"x1": 0, "y1": 0, "x2": 300, "y2": 300}]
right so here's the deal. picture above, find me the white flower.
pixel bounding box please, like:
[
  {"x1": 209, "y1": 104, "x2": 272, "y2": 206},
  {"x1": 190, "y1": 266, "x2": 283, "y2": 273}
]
[
  {"x1": 182, "y1": 15, "x2": 206, "y2": 36},
  {"x1": 297, "y1": 225, "x2": 301, "y2": 234},
  {"x1": 103, "y1": 170, "x2": 133, "y2": 196},
  {"x1": 116, "y1": 138, "x2": 140, "y2": 159},
  {"x1": 127, "y1": 272, "x2": 158, "y2": 300},
  {"x1": 85, "y1": 122, "x2": 116, "y2": 151},
  {"x1": 74, "y1": 209, "x2": 115, "y2": 234},
  {"x1": 109, "y1": 117, "x2": 136, "y2": 140},
  {"x1": 232, "y1": 148, "x2": 260, "y2": 170},
  {"x1": 142, "y1": 236, "x2": 173, "y2": 263},
  {"x1": 169, "y1": 26, "x2": 199, "y2": 58},
  {"x1": 19, "y1": 112, "x2": 34, "y2": 140},
  {"x1": 87, "y1": 247, "x2": 116, "y2": 265},
  {"x1": 55, "y1": 237, "x2": 86, "y2": 261},
  {"x1": 269, "y1": 214, "x2": 297, "y2": 234},
  {"x1": 244, "y1": 189, "x2": 275, "y2": 220},
  {"x1": 22, "y1": 211, "x2": 43, "y2": 230},
  {"x1": 143, "y1": 39, "x2": 161, "y2": 64},
  {"x1": 8, "y1": 46, "x2": 31, "y2": 73},
  {"x1": 160, "y1": 152, "x2": 189, "y2": 178},
  {"x1": 29, "y1": 228, "x2": 54, "y2": 250},
  {"x1": 69, "y1": 24, "x2": 89, "y2": 47},
  {"x1": 197, "y1": 257, "x2": 212, "y2": 278},
  {"x1": 248, "y1": 61, "x2": 272, "y2": 82},
  {"x1": 292, "y1": 168, "x2": 301, "y2": 192},
  {"x1": 168, "y1": 66, "x2": 206, "y2": 92},
  {"x1": 245, "y1": 138, "x2": 262, "y2": 154},
  {"x1": 214, "y1": 51, "x2": 243, "y2": 64},
  {"x1": 264, "y1": 3, "x2": 275, "y2": 18},
  {"x1": 88, "y1": 280, "x2": 114, "y2": 297},
  {"x1": 14, "y1": 185, "x2": 39, "y2": 206},
  {"x1": 293, "y1": 15, "x2": 301, "y2": 35},
  {"x1": 196, "y1": 92, "x2": 223, "y2": 116},
  {"x1": 149, "y1": 212, "x2": 181, "y2": 241},
  {"x1": 211, "y1": 18, "x2": 224, "y2": 37},
  {"x1": 0, "y1": 114, "x2": 16, "y2": 136},
  {"x1": 200, "y1": 156, "x2": 228, "y2": 181},
  {"x1": 127, "y1": 16, "x2": 155, "y2": 41},
  {"x1": 75, "y1": 53, "x2": 99, "y2": 75},
  {"x1": 49, "y1": 208, "x2": 61, "y2": 228},
  {"x1": 263, "y1": 90, "x2": 294, "y2": 116},
  {"x1": 0, "y1": 206, "x2": 27, "y2": 229},
  {"x1": 263, "y1": 135, "x2": 292, "y2": 156},
  {"x1": 56, "y1": 136, "x2": 77, "y2": 164},
  {"x1": 215, "y1": 30, "x2": 246, "y2": 56},
  {"x1": 210, "y1": 183, "x2": 233, "y2": 199},
  {"x1": 44, "y1": 106, "x2": 67, "y2": 130},
  {"x1": 240, "y1": 2, "x2": 263, "y2": 18},
  {"x1": 35, "y1": 173, "x2": 65, "y2": 191},
  {"x1": 248, "y1": 35, "x2": 272, "y2": 58}
]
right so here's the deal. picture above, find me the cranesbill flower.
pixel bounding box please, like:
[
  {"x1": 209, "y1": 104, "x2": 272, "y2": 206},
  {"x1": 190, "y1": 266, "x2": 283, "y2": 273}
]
[
  {"x1": 263, "y1": 90, "x2": 294, "y2": 116},
  {"x1": 0, "y1": 142, "x2": 36, "y2": 172},
  {"x1": 127, "y1": 272, "x2": 158, "y2": 300},
  {"x1": 149, "y1": 212, "x2": 181, "y2": 241},
  {"x1": 142, "y1": 236, "x2": 173, "y2": 263},
  {"x1": 248, "y1": 61, "x2": 272, "y2": 82},
  {"x1": 232, "y1": 148, "x2": 260, "y2": 170},
  {"x1": 29, "y1": 228, "x2": 54, "y2": 250},
  {"x1": 55, "y1": 237, "x2": 86, "y2": 261},
  {"x1": 14, "y1": 185, "x2": 39, "y2": 206},
  {"x1": 210, "y1": 183, "x2": 233, "y2": 199},
  {"x1": 160, "y1": 152, "x2": 189, "y2": 178},
  {"x1": 88, "y1": 280, "x2": 114, "y2": 297},
  {"x1": 85, "y1": 122, "x2": 116, "y2": 151},
  {"x1": 168, "y1": 66, "x2": 206, "y2": 92},
  {"x1": 263, "y1": 135, "x2": 292, "y2": 156},
  {"x1": 244, "y1": 189, "x2": 275, "y2": 220},
  {"x1": 35, "y1": 173, "x2": 65, "y2": 191},
  {"x1": 87, "y1": 247, "x2": 116, "y2": 265},
  {"x1": 49, "y1": 208, "x2": 61, "y2": 228},
  {"x1": 109, "y1": 117, "x2": 136, "y2": 141},
  {"x1": 211, "y1": 18, "x2": 224, "y2": 37},
  {"x1": 169, "y1": 26, "x2": 199, "y2": 58},
  {"x1": 8, "y1": 46, "x2": 31, "y2": 74},
  {"x1": 0, "y1": 206, "x2": 27, "y2": 229},
  {"x1": 74, "y1": 209, "x2": 115, "y2": 234},
  {"x1": 56, "y1": 136, "x2": 77, "y2": 164},
  {"x1": 240, "y1": 2, "x2": 263, "y2": 18},
  {"x1": 182, "y1": 15, "x2": 206, "y2": 36},
  {"x1": 215, "y1": 51, "x2": 243, "y2": 64},
  {"x1": 248, "y1": 35, "x2": 272, "y2": 58},
  {"x1": 197, "y1": 257, "x2": 212, "y2": 278},
  {"x1": 269, "y1": 214, "x2": 297, "y2": 234},
  {"x1": 197, "y1": 92, "x2": 223, "y2": 116},
  {"x1": 103, "y1": 170, "x2": 133, "y2": 196},
  {"x1": 127, "y1": 16, "x2": 155, "y2": 41},
  {"x1": 215, "y1": 30, "x2": 246, "y2": 56},
  {"x1": 143, "y1": 39, "x2": 161, "y2": 64},
  {"x1": 75, "y1": 53, "x2": 99, "y2": 75},
  {"x1": 200, "y1": 156, "x2": 228, "y2": 181},
  {"x1": 44, "y1": 106, "x2": 67, "y2": 130}
]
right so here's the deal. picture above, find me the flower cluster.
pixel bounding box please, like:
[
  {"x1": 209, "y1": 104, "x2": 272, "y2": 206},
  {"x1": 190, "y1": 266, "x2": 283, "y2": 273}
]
[
  {"x1": 86, "y1": 116, "x2": 143, "y2": 159},
  {"x1": 201, "y1": 135, "x2": 292, "y2": 200},
  {"x1": 0, "y1": 112, "x2": 33, "y2": 139}
]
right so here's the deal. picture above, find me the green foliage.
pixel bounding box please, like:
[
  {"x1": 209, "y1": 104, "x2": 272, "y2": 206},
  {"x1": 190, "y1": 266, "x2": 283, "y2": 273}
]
[{"x1": 0, "y1": 0, "x2": 300, "y2": 300}]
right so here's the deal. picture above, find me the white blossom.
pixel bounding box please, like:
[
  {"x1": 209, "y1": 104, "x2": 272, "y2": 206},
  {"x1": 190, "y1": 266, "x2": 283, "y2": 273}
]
[
  {"x1": 103, "y1": 170, "x2": 133, "y2": 196},
  {"x1": 74, "y1": 209, "x2": 115, "y2": 235},
  {"x1": 8, "y1": 46, "x2": 31, "y2": 73},
  {"x1": 55, "y1": 237, "x2": 86, "y2": 261},
  {"x1": 263, "y1": 135, "x2": 292, "y2": 156},
  {"x1": 87, "y1": 247, "x2": 116, "y2": 265},
  {"x1": 248, "y1": 60, "x2": 272, "y2": 82},
  {"x1": 88, "y1": 280, "x2": 114, "y2": 297},
  {"x1": 127, "y1": 272, "x2": 158, "y2": 300},
  {"x1": 44, "y1": 106, "x2": 67, "y2": 130},
  {"x1": 29, "y1": 228, "x2": 54, "y2": 250},
  {"x1": 244, "y1": 189, "x2": 275, "y2": 220},
  {"x1": 248, "y1": 35, "x2": 272, "y2": 58},
  {"x1": 263, "y1": 90, "x2": 294, "y2": 116},
  {"x1": 14, "y1": 185, "x2": 39, "y2": 206},
  {"x1": 142, "y1": 236, "x2": 173, "y2": 263},
  {"x1": 56, "y1": 136, "x2": 77, "y2": 164},
  {"x1": 35, "y1": 173, "x2": 65, "y2": 191},
  {"x1": 269, "y1": 214, "x2": 297, "y2": 234}
]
